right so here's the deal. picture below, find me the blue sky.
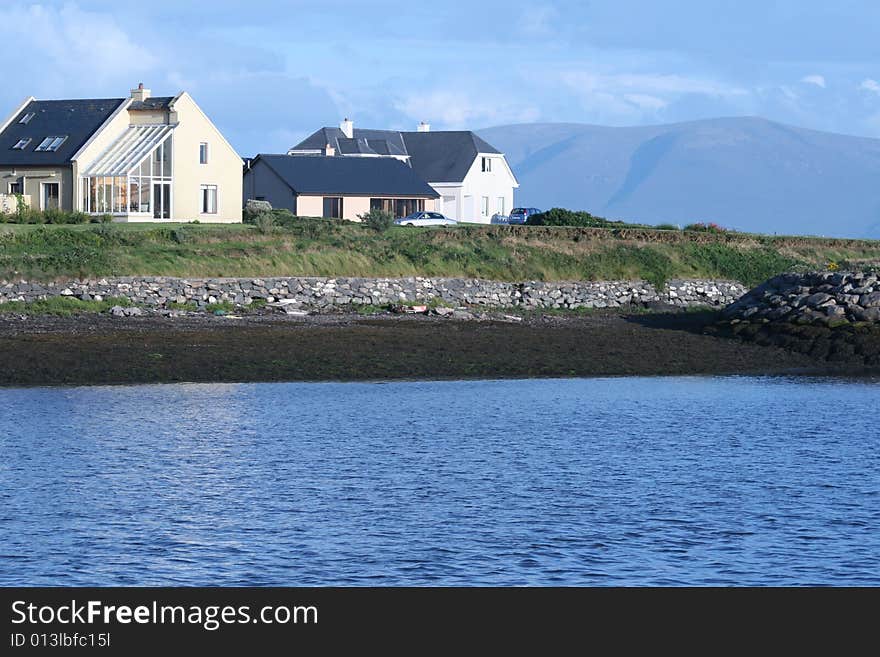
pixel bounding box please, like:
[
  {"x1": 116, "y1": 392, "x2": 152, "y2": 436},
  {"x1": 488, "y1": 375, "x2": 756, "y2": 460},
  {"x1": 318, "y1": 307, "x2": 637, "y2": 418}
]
[{"x1": 3, "y1": 1, "x2": 880, "y2": 155}]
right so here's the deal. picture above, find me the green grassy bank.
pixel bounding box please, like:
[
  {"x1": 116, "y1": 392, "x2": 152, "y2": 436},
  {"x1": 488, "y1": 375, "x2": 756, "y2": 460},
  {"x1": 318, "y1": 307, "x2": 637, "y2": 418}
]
[{"x1": 2, "y1": 220, "x2": 879, "y2": 287}]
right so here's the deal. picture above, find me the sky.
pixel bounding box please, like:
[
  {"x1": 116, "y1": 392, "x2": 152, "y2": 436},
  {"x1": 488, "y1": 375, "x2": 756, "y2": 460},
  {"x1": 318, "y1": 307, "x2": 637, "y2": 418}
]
[{"x1": 3, "y1": 1, "x2": 880, "y2": 156}]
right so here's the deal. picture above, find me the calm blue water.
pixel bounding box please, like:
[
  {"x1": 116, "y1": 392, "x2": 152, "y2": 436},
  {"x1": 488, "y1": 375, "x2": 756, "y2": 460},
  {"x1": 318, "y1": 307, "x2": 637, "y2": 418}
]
[{"x1": 1, "y1": 377, "x2": 878, "y2": 586}]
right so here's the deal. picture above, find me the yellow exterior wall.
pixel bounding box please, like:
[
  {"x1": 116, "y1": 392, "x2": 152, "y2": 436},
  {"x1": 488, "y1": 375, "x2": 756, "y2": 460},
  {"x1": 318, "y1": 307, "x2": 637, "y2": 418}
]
[
  {"x1": 169, "y1": 93, "x2": 242, "y2": 223},
  {"x1": 296, "y1": 195, "x2": 323, "y2": 217},
  {"x1": 129, "y1": 110, "x2": 169, "y2": 126},
  {"x1": 342, "y1": 196, "x2": 370, "y2": 221}
]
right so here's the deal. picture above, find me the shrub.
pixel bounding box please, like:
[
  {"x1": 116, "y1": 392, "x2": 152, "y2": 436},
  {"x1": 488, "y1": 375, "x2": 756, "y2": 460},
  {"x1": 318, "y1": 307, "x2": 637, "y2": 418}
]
[
  {"x1": 252, "y1": 212, "x2": 276, "y2": 234},
  {"x1": 171, "y1": 227, "x2": 192, "y2": 244},
  {"x1": 526, "y1": 208, "x2": 612, "y2": 228},
  {"x1": 244, "y1": 199, "x2": 273, "y2": 222},
  {"x1": 654, "y1": 223, "x2": 680, "y2": 231},
  {"x1": 2, "y1": 206, "x2": 94, "y2": 225},
  {"x1": 358, "y1": 208, "x2": 395, "y2": 232},
  {"x1": 683, "y1": 222, "x2": 728, "y2": 233}
]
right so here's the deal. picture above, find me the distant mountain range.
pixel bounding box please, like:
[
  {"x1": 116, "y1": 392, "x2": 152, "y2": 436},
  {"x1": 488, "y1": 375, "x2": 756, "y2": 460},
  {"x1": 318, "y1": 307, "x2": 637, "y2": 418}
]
[{"x1": 479, "y1": 118, "x2": 880, "y2": 238}]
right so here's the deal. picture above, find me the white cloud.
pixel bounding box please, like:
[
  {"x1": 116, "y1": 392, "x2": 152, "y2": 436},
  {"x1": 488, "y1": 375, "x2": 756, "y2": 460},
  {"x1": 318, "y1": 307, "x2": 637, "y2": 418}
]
[
  {"x1": 394, "y1": 89, "x2": 540, "y2": 129},
  {"x1": 801, "y1": 74, "x2": 826, "y2": 88},
  {"x1": 0, "y1": 4, "x2": 157, "y2": 92},
  {"x1": 860, "y1": 78, "x2": 880, "y2": 95}
]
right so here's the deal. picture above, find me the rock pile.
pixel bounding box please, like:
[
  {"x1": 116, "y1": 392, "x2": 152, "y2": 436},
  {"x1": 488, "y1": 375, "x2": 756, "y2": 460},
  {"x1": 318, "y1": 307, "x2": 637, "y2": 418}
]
[
  {"x1": 722, "y1": 272, "x2": 880, "y2": 325},
  {"x1": 0, "y1": 276, "x2": 747, "y2": 312}
]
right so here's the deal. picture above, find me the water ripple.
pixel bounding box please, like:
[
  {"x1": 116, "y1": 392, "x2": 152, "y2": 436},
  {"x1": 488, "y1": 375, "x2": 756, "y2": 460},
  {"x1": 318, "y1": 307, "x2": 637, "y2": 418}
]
[{"x1": 0, "y1": 376, "x2": 878, "y2": 585}]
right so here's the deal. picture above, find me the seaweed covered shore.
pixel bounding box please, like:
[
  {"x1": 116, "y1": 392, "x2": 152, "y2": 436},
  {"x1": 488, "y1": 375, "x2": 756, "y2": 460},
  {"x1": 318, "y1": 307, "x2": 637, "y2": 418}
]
[{"x1": 0, "y1": 309, "x2": 865, "y2": 387}]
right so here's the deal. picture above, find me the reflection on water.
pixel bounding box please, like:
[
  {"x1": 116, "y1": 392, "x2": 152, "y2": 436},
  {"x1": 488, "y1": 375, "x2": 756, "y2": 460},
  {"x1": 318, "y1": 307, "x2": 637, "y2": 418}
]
[{"x1": 1, "y1": 376, "x2": 878, "y2": 585}]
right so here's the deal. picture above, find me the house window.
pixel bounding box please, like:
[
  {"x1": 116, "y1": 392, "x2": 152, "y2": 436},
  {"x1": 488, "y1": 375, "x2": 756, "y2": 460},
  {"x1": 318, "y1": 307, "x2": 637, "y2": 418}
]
[
  {"x1": 401, "y1": 199, "x2": 424, "y2": 217},
  {"x1": 199, "y1": 142, "x2": 208, "y2": 164},
  {"x1": 35, "y1": 136, "x2": 67, "y2": 152},
  {"x1": 370, "y1": 198, "x2": 393, "y2": 214},
  {"x1": 481, "y1": 196, "x2": 489, "y2": 217},
  {"x1": 8, "y1": 182, "x2": 22, "y2": 195},
  {"x1": 482, "y1": 157, "x2": 492, "y2": 172},
  {"x1": 497, "y1": 197, "x2": 505, "y2": 215},
  {"x1": 12, "y1": 138, "x2": 31, "y2": 150},
  {"x1": 323, "y1": 197, "x2": 343, "y2": 219},
  {"x1": 41, "y1": 182, "x2": 60, "y2": 211},
  {"x1": 201, "y1": 185, "x2": 218, "y2": 214},
  {"x1": 19, "y1": 112, "x2": 35, "y2": 125}
]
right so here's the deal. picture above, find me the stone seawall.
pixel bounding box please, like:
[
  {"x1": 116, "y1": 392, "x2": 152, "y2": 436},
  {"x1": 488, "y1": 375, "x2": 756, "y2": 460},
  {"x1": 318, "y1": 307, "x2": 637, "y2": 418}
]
[
  {"x1": 722, "y1": 271, "x2": 880, "y2": 325},
  {"x1": 0, "y1": 276, "x2": 747, "y2": 310}
]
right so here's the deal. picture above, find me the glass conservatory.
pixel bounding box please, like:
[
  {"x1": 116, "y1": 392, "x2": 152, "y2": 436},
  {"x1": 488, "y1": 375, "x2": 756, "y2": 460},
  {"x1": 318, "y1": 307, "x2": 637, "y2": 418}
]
[{"x1": 80, "y1": 125, "x2": 174, "y2": 219}]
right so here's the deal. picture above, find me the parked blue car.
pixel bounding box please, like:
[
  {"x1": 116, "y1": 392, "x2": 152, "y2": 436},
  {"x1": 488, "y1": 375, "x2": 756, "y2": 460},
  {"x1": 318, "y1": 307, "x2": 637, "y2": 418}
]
[{"x1": 508, "y1": 207, "x2": 542, "y2": 224}]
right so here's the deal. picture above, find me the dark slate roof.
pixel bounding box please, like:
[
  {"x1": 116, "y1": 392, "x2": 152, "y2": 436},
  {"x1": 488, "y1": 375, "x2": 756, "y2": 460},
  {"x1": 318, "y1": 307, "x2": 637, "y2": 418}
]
[
  {"x1": 129, "y1": 96, "x2": 174, "y2": 111},
  {"x1": 292, "y1": 127, "x2": 408, "y2": 157},
  {"x1": 401, "y1": 131, "x2": 501, "y2": 183},
  {"x1": 290, "y1": 126, "x2": 503, "y2": 182},
  {"x1": 253, "y1": 154, "x2": 440, "y2": 197},
  {"x1": 0, "y1": 98, "x2": 125, "y2": 166}
]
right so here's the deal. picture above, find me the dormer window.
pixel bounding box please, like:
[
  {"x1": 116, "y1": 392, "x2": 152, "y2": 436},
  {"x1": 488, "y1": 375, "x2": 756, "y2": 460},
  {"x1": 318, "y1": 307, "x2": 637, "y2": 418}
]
[
  {"x1": 482, "y1": 157, "x2": 492, "y2": 172},
  {"x1": 19, "y1": 112, "x2": 36, "y2": 124},
  {"x1": 35, "y1": 136, "x2": 67, "y2": 152},
  {"x1": 12, "y1": 138, "x2": 31, "y2": 150}
]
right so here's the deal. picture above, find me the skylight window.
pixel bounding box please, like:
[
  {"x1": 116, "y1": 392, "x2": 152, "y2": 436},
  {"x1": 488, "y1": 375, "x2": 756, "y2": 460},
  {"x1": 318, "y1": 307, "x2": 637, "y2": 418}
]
[
  {"x1": 34, "y1": 136, "x2": 67, "y2": 152},
  {"x1": 12, "y1": 138, "x2": 31, "y2": 150},
  {"x1": 19, "y1": 112, "x2": 35, "y2": 124}
]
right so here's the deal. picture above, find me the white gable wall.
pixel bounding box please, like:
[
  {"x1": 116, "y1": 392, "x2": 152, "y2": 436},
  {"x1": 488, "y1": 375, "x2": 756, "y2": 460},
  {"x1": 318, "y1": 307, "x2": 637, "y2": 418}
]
[{"x1": 432, "y1": 153, "x2": 517, "y2": 223}]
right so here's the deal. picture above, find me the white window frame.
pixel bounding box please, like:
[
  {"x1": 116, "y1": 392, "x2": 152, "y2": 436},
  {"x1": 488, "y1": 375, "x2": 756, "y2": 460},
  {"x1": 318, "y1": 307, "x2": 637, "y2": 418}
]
[
  {"x1": 497, "y1": 196, "x2": 505, "y2": 215},
  {"x1": 481, "y1": 196, "x2": 489, "y2": 217},
  {"x1": 19, "y1": 112, "x2": 35, "y2": 125},
  {"x1": 482, "y1": 157, "x2": 492, "y2": 172},
  {"x1": 200, "y1": 184, "x2": 218, "y2": 215},
  {"x1": 8, "y1": 181, "x2": 22, "y2": 194},
  {"x1": 199, "y1": 142, "x2": 209, "y2": 165},
  {"x1": 40, "y1": 181, "x2": 61, "y2": 211},
  {"x1": 12, "y1": 138, "x2": 31, "y2": 150}
]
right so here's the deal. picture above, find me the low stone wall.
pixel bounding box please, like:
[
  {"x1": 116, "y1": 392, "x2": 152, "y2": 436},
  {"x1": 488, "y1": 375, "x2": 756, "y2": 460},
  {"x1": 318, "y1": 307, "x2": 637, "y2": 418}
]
[
  {"x1": 0, "y1": 276, "x2": 747, "y2": 310},
  {"x1": 722, "y1": 271, "x2": 880, "y2": 324}
]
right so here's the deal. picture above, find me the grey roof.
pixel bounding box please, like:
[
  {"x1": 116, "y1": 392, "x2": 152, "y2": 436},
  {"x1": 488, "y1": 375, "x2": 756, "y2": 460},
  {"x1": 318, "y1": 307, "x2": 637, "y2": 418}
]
[
  {"x1": 401, "y1": 131, "x2": 501, "y2": 183},
  {"x1": 253, "y1": 154, "x2": 440, "y2": 197},
  {"x1": 293, "y1": 127, "x2": 408, "y2": 157},
  {"x1": 129, "y1": 96, "x2": 174, "y2": 111},
  {"x1": 290, "y1": 126, "x2": 503, "y2": 182},
  {"x1": 0, "y1": 98, "x2": 125, "y2": 166}
]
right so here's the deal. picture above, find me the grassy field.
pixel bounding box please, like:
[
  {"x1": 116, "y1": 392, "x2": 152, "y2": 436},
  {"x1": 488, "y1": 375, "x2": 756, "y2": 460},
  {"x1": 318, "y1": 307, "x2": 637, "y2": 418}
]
[{"x1": 2, "y1": 220, "x2": 879, "y2": 287}]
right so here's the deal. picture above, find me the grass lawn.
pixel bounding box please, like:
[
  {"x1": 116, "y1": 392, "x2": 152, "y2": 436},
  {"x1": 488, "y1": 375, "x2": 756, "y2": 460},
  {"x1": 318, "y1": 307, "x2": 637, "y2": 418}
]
[{"x1": 1, "y1": 219, "x2": 879, "y2": 287}]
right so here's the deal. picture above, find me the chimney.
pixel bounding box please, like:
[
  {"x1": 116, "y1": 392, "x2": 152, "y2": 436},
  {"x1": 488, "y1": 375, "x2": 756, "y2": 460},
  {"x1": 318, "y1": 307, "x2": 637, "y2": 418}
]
[
  {"x1": 417, "y1": 121, "x2": 431, "y2": 132},
  {"x1": 130, "y1": 82, "x2": 151, "y2": 103},
  {"x1": 324, "y1": 142, "x2": 336, "y2": 157},
  {"x1": 340, "y1": 117, "x2": 354, "y2": 139}
]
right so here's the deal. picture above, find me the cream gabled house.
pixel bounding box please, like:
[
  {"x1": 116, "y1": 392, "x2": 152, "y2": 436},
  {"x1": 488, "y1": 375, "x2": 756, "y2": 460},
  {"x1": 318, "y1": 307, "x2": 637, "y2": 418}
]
[
  {"x1": 289, "y1": 120, "x2": 519, "y2": 223},
  {"x1": 0, "y1": 84, "x2": 242, "y2": 222}
]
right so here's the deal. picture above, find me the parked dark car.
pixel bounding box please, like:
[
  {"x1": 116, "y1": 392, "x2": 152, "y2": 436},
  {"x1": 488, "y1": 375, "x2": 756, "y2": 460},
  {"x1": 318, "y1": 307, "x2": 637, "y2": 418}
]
[{"x1": 508, "y1": 207, "x2": 542, "y2": 224}]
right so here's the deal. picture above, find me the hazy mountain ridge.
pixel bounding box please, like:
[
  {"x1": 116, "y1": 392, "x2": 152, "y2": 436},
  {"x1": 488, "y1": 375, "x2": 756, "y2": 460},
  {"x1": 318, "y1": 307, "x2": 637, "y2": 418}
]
[{"x1": 479, "y1": 118, "x2": 880, "y2": 238}]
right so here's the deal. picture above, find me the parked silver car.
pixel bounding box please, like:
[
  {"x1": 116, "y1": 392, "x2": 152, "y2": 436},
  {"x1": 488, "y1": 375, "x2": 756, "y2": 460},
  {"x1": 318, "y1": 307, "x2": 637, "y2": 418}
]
[{"x1": 394, "y1": 211, "x2": 458, "y2": 227}]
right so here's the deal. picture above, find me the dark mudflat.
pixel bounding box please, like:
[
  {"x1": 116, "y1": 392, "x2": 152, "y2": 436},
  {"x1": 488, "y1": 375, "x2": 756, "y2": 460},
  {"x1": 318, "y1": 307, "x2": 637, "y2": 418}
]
[{"x1": 0, "y1": 309, "x2": 859, "y2": 387}]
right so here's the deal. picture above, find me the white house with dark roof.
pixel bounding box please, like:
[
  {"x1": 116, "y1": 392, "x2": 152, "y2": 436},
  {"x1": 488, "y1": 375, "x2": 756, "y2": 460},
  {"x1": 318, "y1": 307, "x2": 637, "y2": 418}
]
[
  {"x1": 289, "y1": 119, "x2": 518, "y2": 223},
  {"x1": 243, "y1": 154, "x2": 439, "y2": 220},
  {"x1": 0, "y1": 84, "x2": 242, "y2": 222}
]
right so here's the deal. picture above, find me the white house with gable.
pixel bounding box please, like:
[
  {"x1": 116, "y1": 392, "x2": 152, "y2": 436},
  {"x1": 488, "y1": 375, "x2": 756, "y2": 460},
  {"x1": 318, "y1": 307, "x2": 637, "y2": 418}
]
[{"x1": 289, "y1": 120, "x2": 519, "y2": 223}]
